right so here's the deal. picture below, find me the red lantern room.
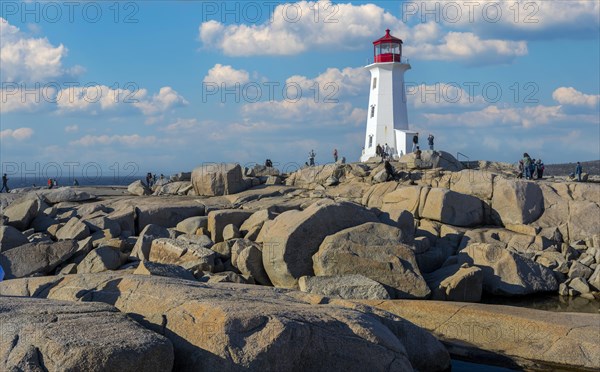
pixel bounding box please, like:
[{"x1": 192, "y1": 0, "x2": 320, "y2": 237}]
[{"x1": 373, "y1": 29, "x2": 402, "y2": 63}]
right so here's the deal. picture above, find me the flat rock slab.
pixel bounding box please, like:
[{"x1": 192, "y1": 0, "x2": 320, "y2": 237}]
[
  {"x1": 355, "y1": 299, "x2": 600, "y2": 371},
  {"x1": 0, "y1": 296, "x2": 173, "y2": 372},
  {"x1": 0, "y1": 274, "x2": 450, "y2": 372},
  {"x1": 0, "y1": 240, "x2": 78, "y2": 279}
]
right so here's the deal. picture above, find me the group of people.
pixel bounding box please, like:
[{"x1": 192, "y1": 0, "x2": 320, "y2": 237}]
[
  {"x1": 411, "y1": 133, "x2": 435, "y2": 152},
  {"x1": 47, "y1": 178, "x2": 59, "y2": 189},
  {"x1": 518, "y1": 153, "x2": 545, "y2": 180},
  {"x1": 146, "y1": 172, "x2": 164, "y2": 187},
  {"x1": 375, "y1": 143, "x2": 395, "y2": 161}
]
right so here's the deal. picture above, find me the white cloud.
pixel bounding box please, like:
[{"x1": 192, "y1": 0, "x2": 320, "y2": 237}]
[
  {"x1": 552, "y1": 87, "x2": 600, "y2": 108},
  {"x1": 430, "y1": 0, "x2": 600, "y2": 39},
  {"x1": 405, "y1": 32, "x2": 527, "y2": 64},
  {"x1": 0, "y1": 127, "x2": 34, "y2": 140},
  {"x1": 423, "y1": 104, "x2": 598, "y2": 129},
  {"x1": 203, "y1": 64, "x2": 250, "y2": 85},
  {"x1": 0, "y1": 17, "x2": 81, "y2": 83},
  {"x1": 134, "y1": 87, "x2": 189, "y2": 116},
  {"x1": 199, "y1": 2, "x2": 407, "y2": 56},
  {"x1": 0, "y1": 85, "x2": 56, "y2": 113},
  {"x1": 198, "y1": 1, "x2": 528, "y2": 64},
  {"x1": 285, "y1": 67, "x2": 369, "y2": 98},
  {"x1": 70, "y1": 134, "x2": 158, "y2": 147},
  {"x1": 56, "y1": 85, "x2": 187, "y2": 116},
  {"x1": 65, "y1": 125, "x2": 79, "y2": 133}
]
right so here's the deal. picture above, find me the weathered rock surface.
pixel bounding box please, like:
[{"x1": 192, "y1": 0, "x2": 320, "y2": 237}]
[
  {"x1": 3, "y1": 196, "x2": 42, "y2": 230},
  {"x1": 175, "y1": 216, "x2": 208, "y2": 234},
  {"x1": 421, "y1": 188, "x2": 484, "y2": 227},
  {"x1": 0, "y1": 296, "x2": 173, "y2": 372},
  {"x1": 0, "y1": 225, "x2": 29, "y2": 251},
  {"x1": 78, "y1": 246, "x2": 128, "y2": 273},
  {"x1": 0, "y1": 240, "x2": 78, "y2": 279},
  {"x1": 231, "y1": 240, "x2": 271, "y2": 285},
  {"x1": 149, "y1": 238, "x2": 216, "y2": 272},
  {"x1": 492, "y1": 178, "x2": 544, "y2": 225},
  {"x1": 192, "y1": 163, "x2": 247, "y2": 196},
  {"x1": 128, "y1": 180, "x2": 152, "y2": 196},
  {"x1": 55, "y1": 217, "x2": 90, "y2": 240},
  {"x1": 36, "y1": 188, "x2": 97, "y2": 203},
  {"x1": 131, "y1": 224, "x2": 171, "y2": 260},
  {"x1": 136, "y1": 202, "x2": 205, "y2": 232},
  {"x1": 134, "y1": 260, "x2": 196, "y2": 280},
  {"x1": 358, "y1": 299, "x2": 600, "y2": 371},
  {"x1": 425, "y1": 263, "x2": 483, "y2": 302},
  {"x1": 262, "y1": 201, "x2": 379, "y2": 288},
  {"x1": 0, "y1": 274, "x2": 451, "y2": 372},
  {"x1": 208, "y1": 209, "x2": 253, "y2": 243},
  {"x1": 458, "y1": 243, "x2": 558, "y2": 296},
  {"x1": 313, "y1": 222, "x2": 430, "y2": 299},
  {"x1": 299, "y1": 274, "x2": 391, "y2": 299}
]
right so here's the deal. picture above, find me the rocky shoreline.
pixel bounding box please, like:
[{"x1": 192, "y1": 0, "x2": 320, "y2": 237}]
[{"x1": 1, "y1": 152, "x2": 599, "y2": 371}]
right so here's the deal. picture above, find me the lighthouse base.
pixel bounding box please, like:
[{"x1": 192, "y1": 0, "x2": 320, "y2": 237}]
[
  {"x1": 360, "y1": 129, "x2": 418, "y2": 162},
  {"x1": 394, "y1": 129, "x2": 418, "y2": 157}
]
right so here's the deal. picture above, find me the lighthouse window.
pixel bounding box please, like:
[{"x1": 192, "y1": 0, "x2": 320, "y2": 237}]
[
  {"x1": 370, "y1": 105, "x2": 375, "y2": 118},
  {"x1": 375, "y1": 45, "x2": 381, "y2": 55},
  {"x1": 381, "y1": 43, "x2": 391, "y2": 54},
  {"x1": 372, "y1": 78, "x2": 377, "y2": 90},
  {"x1": 392, "y1": 44, "x2": 400, "y2": 54},
  {"x1": 369, "y1": 135, "x2": 373, "y2": 148}
]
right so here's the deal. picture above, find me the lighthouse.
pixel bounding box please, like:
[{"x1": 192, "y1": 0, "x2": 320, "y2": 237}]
[{"x1": 360, "y1": 29, "x2": 416, "y2": 162}]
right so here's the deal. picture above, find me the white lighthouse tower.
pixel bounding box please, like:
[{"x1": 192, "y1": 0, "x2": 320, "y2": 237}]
[{"x1": 360, "y1": 30, "x2": 416, "y2": 162}]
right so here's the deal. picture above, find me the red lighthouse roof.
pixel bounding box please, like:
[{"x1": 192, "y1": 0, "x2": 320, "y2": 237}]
[
  {"x1": 373, "y1": 29, "x2": 403, "y2": 45},
  {"x1": 372, "y1": 29, "x2": 402, "y2": 63}
]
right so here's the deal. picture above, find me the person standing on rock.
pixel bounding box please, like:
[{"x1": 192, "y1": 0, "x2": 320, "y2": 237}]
[
  {"x1": 523, "y1": 153, "x2": 532, "y2": 179},
  {"x1": 427, "y1": 134, "x2": 434, "y2": 150},
  {"x1": 0, "y1": 174, "x2": 9, "y2": 193},
  {"x1": 308, "y1": 150, "x2": 316, "y2": 166},
  {"x1": 333, "y1": 148, "x2": 338, "y2": 163},
  {"x1": 575, "y1": 162, "x2": 583, "y2": 182},
  {"x1": 536, "y1": 159, "x2": 545, "y2": 179},
  {"x1": 412, "y1": 133, "x2": 419, "y2": 152},
  {"x1": 415, "y1": 146, "x2": 422, "y2": 160},
  {"x1": 47, "y1": 178, "x2": 53, "y2": 189},
  {"x1": 384, "y1": 143, "x2": 391, "y2": 160}
]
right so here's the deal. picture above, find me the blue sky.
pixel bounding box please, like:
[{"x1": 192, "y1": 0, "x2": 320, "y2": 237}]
[{"x1": 1, "y1": 0, "x2": 599, "y2": 178}]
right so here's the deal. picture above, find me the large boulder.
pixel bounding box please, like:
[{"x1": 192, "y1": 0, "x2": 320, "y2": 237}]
[
  {"x1": 78, "y1": 246, "x2": 128, "y2": 273},
  {"x1": 568, "y1": 201, "x2": 600, "y2": 242},
  {"x1": 298, "y1": 274, "x2": 391, "y2": 300},
  {"x1": 458, "y1": 243, "x2": 558, "y2": 296},
  {"x1": 381, "y1": 186, "x2": 425, "y2": 217},
  {"x1": 192, "y1": 163, "x2": 247, "y2": 196},
  {"x1": 0, "y1": 274, "x2": 451, "y2": 372},
  {"x1": 207, "y1": 209, "x2": 253, "y2": 243},
  {"x1": 3, "y1": 196, "x2": 42, "y2": 230},
  {"x1": 358, "y1": 299, "x2": 600, "y2": 371},
  {"x1": 491, "y1": 178, "x2": 544, "y2": 225},
  {"x1": 128, "y1": 180, "x2": 152, "y2": 196},
  {"x1": 135, "y1": 202, "x2": 205, "y2": 232},
  {"x1": 450, "y1": 170, "x2": 495, "y2": 200},
  {"x1": 424, "y1": 263, "x2": 483, "y2": 302},
  {"x1": 262, "y1": 201, "x2": 379, "y2": 288},
  {"x1": 313, "y1": 222, "x2": 430, "y2": 299},
  {"x1": 131, "y1": 224, "x2": 171, "y2": 260},
  {"x1": 231, "y1": 240, "x2": 272, "y2": 285},
  {"x1": 0, "y1": 225, "x2": 29, "y2": 252},
  {"x1": 0, "y1": 240, "x2": 78, "y2": 279},
  {"x1": 0, "y1": 296, "x2": 173, "y2": 372},
  {"x1": 149, "y1": 238, "x2": 216, "y2": 272},
  {"x1": 55, "y1": 217, "x2": 91, "y2": 240},
  {"x1": 134, "y1": 260, "x2": 196, "y2": 281},
  {"x1": 175, "y1": 216, "x2": 208, "y2": 235},
  {"x1": 37, "y1": 188, "x2": 97, "y2": 203},
  {"x1": 421, "y1": 188, "x2": 484, "y2": 227}
]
